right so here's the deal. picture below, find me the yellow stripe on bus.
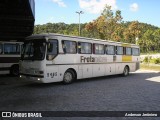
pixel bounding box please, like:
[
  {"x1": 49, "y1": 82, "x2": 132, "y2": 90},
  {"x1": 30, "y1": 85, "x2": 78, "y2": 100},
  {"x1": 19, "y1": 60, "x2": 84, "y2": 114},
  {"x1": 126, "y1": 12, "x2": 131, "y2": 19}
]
[{"x1": 122, "y1": 55, "x2": 132, "y2": 62}]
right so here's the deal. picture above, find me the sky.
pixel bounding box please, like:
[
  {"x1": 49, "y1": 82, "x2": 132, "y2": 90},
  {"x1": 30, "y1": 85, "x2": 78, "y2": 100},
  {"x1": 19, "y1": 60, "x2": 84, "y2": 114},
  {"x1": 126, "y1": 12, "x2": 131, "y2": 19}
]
[{"x1": 35, "y1": 0, "x2": 160, "y2": 27}]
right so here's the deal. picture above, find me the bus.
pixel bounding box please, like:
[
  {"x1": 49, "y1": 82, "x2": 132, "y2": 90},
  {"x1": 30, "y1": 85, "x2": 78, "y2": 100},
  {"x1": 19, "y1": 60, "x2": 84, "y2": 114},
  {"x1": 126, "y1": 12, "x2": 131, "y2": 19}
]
[
  {"x1": 19, "y1": 33, "x2": 140, "y2": 84},
  {"x1": 0, "y1": 41, "x2": 23, "y2": 76}
]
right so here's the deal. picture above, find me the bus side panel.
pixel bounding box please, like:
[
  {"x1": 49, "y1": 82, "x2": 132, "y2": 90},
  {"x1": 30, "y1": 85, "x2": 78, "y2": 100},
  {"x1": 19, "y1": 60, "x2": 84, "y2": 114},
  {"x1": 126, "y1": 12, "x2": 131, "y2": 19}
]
[
  {"x1": 132, "y1": 56, "x2": 140, "y2": 71},
  {"x1": 104, "y1": 55, "x2": 116, "y2": 76},
  {"x1": 45, "y1": 65, "x2": 60, "y2": 82},
  {"x1": 129, "y1": 63, "x2": 136, "y2": 72},
  {"x1": 77, "y1": 65, "x2": 83, "y2": 79},
  {"x1": 115, "y1": 63, "x2": 123, "y2": 74},
  {"x1": 115, "y1": 55, "x2": 123, "y2": 74},
  {"x1": 82, "y1": 64, "x2": 92, "y2": 79},
  {"x1": 105, "y1": 63, "x2": 116, "y2": 75},
  {"x1": 0, "y1": 71, "x2": 9, "y2": 74},
  {"x1": 92, "y1": 64, "x2": 105, "y2": 77}
]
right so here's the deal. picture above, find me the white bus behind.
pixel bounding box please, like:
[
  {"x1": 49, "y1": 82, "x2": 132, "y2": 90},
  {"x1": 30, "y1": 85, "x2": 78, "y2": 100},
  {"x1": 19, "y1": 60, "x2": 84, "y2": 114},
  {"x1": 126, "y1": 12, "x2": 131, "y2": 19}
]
[{"x1": 0, "y1": 41, "x2": 23, "y2": 75}]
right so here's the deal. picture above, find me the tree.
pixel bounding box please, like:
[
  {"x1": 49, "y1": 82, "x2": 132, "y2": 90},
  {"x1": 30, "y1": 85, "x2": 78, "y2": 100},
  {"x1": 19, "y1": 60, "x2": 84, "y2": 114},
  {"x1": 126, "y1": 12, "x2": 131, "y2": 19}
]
[
  {"x1": 85, "y1": 5, "x2": 123, "y2": 40},
  {"x1": 123, "y1": 21, "x2": 141, "y2": 43},
  {"x1": 33, "y1": 15, "x2": 160, "y2": 53},
  {"x1": 153, "y1": 29, "x2": 160, "y2": 51},
  {"x1": 138, "y1": 30, "x2": 154, "y2": 52}
]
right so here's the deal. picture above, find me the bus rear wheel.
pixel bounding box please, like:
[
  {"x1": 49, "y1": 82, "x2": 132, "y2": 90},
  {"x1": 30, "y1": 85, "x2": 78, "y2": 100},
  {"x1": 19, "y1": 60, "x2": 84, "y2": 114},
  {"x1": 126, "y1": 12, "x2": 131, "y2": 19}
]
[
  {"x1": 122, "y1": 66, "x2": 129, "y2": 76},
  {"x1": 63, "y1": 70, "x2": 75, "y2": 84},
  {"x1": 10, "y1": 65, "x2": 19, "y2": 76}
]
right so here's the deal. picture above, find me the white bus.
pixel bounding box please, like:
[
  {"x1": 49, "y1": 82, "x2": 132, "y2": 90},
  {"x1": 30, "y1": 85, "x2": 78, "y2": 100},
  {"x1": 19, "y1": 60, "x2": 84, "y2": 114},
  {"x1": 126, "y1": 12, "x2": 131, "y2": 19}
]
[
  {"x1": 19, "y1": 33, "x2": 140, "y2": 84},
  {"x1": 0, "y1": 41, "x2": 23, "y2": 75}
]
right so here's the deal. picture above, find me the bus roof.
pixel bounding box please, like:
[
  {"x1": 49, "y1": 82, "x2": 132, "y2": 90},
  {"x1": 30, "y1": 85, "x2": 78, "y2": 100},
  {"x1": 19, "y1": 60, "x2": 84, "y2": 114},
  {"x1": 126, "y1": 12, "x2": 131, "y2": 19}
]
[{"x1": 26, "y1": 33, "x2": 139, "y2": 47}]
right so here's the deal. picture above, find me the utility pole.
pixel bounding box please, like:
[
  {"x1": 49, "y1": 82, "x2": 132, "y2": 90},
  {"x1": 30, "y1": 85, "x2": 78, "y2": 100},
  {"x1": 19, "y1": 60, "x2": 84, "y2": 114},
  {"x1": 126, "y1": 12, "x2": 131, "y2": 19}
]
[{"x1": 76, "y1": 11, "x2": 84, "y2": 36}]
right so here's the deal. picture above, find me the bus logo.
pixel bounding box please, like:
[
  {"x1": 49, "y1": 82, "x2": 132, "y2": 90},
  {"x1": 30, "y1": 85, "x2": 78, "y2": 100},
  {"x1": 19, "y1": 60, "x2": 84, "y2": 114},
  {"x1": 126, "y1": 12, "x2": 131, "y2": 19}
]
[{"x1": 2, "y1": 112, "x2": 11, "y2": 117}]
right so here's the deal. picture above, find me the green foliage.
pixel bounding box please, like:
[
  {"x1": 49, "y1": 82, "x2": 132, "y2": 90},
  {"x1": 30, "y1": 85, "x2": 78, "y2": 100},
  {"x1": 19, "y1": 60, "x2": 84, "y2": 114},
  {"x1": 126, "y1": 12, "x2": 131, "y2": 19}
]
[
  {"x1": 143, "y1": 56, "x2": 152, "y2": 63},
  {"x1": 34, "y1": 4, "x2": 160, "y2": 53},
  {"x1": 85, "y1": 5, "x2": 123, "y2": 40},
  {"x1": 150, "y1": 58, "x2": 160, "y2": 64},
  {"x1": 143, "y1": 56, "x2": 160, "y2": 64}
]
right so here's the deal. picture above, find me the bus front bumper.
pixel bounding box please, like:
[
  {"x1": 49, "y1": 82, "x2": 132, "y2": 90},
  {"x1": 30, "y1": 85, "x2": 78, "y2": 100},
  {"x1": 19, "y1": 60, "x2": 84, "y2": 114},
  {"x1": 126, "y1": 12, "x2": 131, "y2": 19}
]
[{"x1": 19, "y1": 73, "x2": 44, "y2": 83}]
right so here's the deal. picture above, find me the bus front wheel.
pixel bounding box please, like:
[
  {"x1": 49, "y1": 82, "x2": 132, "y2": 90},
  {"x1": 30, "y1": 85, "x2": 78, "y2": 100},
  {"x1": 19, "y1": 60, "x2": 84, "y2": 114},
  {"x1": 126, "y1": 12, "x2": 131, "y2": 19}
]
[
  {"x1": 63, "y1": 69, "x2": 75, "y2": 84},
  {"x1": 122, "y1": 66, "x2": 129, "y2": 76}
]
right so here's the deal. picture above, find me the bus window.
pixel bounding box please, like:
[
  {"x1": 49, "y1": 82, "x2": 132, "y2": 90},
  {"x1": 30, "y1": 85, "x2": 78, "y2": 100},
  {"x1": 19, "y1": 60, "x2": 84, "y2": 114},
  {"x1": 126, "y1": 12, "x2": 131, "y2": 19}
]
[
  {"x1": 22, "y1": 41, "x2": 46, "y2": 61},
  {"x1": 78, "y1": 42, "x2": 92, "y2": 54},
  {"x1": 132, "y1": 48, "x2": 139, "y2": 56},
  {"x1": 106, "y1": 45, "x2": 115, "y2": 55},
  {"x1": 47, "y1": 40, "x2": 58, "y2": 60},
  {"x1": 94, "y1": 44, "x2": 104, "y2": 54},
  {"x1": 126, "y1": 47, "x2": 132, "y2": 55},
  {"x1": 116, "y1": 46, "x2": 123, "y2": 55},
  {"x1": 62, "y1": 40, "x2": 77, "y2": 54},
  {"x1": 16, "y1": 44, "x2": 20, "y2": 54},
  {"x1": 0, "y1": 44, "x2": 3, "y2": 54},
  {"x1": 22, "y1": 43, "x2": 33, "y2": 59},
  {"x1": 4, "y1": 43, "x2": 20, "y2": 54}
]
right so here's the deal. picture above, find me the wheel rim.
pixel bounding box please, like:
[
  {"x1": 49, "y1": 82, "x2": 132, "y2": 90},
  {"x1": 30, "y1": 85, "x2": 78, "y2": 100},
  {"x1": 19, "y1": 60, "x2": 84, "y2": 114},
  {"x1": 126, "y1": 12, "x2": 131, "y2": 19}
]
[{"x1": 64, "y1": 72, "x2": 73, "y2": 83}]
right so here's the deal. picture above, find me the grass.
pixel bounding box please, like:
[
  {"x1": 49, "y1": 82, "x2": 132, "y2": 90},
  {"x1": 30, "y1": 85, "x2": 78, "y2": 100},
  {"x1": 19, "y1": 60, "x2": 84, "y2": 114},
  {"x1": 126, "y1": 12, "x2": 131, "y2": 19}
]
[{"x1": 140, "y1": 63, "x2": 160, "y2": 71}]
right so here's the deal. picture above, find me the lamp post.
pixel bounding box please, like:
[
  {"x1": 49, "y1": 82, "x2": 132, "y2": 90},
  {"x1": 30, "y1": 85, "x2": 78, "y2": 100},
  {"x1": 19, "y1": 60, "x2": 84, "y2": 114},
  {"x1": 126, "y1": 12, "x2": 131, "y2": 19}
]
[{"x1": 76, "y1": 11, "x2": 84, "y2": 36}]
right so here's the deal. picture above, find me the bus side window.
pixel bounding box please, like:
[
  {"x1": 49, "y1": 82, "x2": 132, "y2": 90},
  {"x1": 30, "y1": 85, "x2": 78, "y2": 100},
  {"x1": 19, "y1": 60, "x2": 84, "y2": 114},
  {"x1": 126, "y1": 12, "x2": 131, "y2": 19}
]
[
  {"x1": 62, "y1": 40, "x2": 77, "y2": 54},
  {"x1": 93, "y1": 44, "x2": 104, "y2": 54},
  {"x1": 126, "y1": 47, "x2": 132, "y2": 55},
  {"x1": 78, "y1": 42, "x2": 92, "y2": 54},
  {"x1": 4, "y1": 44, "x2": 10, "y2": 54},
  {"x1": 116, "y1": 46, "x2": 123, "y2": 55},
  {"x1": 16, "y1": 44, "x2": 20, "y2": 54},
  {"x1": 106, "y1": 45, "x2": 115, "y2": 55},
  {"x1": 4, "y1": 43, "x2": 20, "y2": 54},
  {"x1": 132, "y1": 48, "x2": 139, "y2": 56},
  {"x1": 0, "y1": 44, "x2": 3, "y2": 54},
  {"x1": 47, "y1": 40, "x2": 58, "y2": 60}
]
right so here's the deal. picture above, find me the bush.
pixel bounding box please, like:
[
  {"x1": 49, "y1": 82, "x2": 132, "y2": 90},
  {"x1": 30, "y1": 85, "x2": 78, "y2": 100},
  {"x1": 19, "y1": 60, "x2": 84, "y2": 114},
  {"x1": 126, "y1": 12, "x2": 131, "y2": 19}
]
[
  {"x1": 143, "y1": 56, "x2": 152, "y2": 63},
  {"x1": 143, "y1": 57, "x2": 160, "y2": 64},
  {"x1": 153, "y1": 58, "x2": 160, "y2": 64}
]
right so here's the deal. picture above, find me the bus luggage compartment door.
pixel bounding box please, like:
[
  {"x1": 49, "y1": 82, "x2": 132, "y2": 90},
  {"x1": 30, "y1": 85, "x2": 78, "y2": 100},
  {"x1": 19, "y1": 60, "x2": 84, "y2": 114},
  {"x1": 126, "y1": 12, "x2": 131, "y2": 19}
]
[{"x1": 82, "y1": 65, "x2": 92, "y2": 79}]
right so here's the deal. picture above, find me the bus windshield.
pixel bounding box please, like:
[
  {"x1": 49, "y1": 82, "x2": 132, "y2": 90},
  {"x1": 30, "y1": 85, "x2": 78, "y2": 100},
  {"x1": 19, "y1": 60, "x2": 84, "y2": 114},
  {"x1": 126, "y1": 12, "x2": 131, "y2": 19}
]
[{"x1": 22, "y1": 40, "x2": 46, "y2": 60}]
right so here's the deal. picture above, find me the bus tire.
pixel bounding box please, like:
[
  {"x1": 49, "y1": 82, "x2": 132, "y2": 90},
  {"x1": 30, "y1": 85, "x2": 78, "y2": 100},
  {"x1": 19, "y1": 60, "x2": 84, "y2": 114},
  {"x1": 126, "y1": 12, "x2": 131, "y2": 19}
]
[
  {"x1": 122, "y1": 66, "x2": 129, "y2": 77},
  {"x1": 10, "y1": 65, "x2": 19, "y2": 76},
  {"x1": 63, "y1": 69, "x2": 75, "y2": 84}
]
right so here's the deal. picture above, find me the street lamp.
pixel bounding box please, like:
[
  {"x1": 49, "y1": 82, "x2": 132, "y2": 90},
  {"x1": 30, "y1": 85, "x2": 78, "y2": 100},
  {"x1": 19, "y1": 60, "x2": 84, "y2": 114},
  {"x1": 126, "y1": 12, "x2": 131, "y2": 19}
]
[{"x1": 76, "y1": 11, "x2": 84, "y2": 36}]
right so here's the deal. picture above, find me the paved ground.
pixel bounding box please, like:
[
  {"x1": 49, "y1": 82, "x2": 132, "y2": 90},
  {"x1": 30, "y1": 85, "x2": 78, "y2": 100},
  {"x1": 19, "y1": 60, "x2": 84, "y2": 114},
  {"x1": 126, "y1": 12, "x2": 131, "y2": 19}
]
[{"x1": 0, "y1": 70, "x2": 160, "y2": 120}]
